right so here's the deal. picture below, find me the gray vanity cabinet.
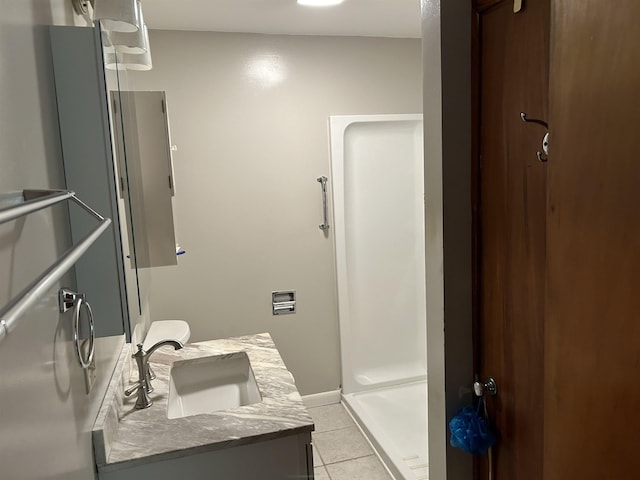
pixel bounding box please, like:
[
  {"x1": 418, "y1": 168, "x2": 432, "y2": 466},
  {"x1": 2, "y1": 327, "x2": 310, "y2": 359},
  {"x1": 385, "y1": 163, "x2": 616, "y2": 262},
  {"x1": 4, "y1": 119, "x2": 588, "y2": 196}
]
[
  {"x1": 49, "y1": 26, "x2": 129, "y2": 338},
  {"x1": 97, "y1": 432, "x2": 313, "y2": 480}
]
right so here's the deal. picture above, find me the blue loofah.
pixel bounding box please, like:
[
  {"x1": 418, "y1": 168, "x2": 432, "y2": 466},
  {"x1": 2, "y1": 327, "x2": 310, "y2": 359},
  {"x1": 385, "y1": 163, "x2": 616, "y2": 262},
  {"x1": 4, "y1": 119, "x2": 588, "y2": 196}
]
[{"x1": 449, "y1": 403, "x2": 497, "y2": 456}]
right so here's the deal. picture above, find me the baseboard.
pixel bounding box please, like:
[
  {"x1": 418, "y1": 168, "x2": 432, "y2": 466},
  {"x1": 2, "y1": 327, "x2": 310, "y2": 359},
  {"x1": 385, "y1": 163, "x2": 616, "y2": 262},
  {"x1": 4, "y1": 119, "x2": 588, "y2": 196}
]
[{"x1": 301, "y1": 389, "x2": 342, "y2": 408}]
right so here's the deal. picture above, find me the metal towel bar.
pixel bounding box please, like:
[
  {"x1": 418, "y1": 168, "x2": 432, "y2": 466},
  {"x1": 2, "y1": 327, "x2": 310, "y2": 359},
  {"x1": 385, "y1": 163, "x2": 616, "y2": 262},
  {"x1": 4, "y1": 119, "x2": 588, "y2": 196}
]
[{"x1": 0, "y1": 189, "x2": 111, "y2": 344}]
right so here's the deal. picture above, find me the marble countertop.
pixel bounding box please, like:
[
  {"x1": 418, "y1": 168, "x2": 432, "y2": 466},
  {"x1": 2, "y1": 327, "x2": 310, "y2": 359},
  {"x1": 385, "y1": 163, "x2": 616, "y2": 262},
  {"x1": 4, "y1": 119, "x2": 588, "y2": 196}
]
[{"x1": 93, "y1": 333, "x2": 314, "y2": 473}]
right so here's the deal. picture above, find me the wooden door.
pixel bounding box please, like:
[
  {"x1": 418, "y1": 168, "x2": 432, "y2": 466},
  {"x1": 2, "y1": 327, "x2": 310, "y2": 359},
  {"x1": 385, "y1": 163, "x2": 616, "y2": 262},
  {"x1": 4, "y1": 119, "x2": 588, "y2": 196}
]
[
  {"x1": 475, "y1": 0, "x2": 549, "y2": 478},
  {"x1": 475, "y1": 0, "x2": 640, "y2": 478},
  {"x1": 544, "y1": 1, "x2": 640, "y2": 478}
]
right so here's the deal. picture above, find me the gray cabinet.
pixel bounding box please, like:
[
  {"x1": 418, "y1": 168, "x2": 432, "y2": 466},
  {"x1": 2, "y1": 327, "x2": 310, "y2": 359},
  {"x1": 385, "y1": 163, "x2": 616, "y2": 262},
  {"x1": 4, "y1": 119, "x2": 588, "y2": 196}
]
[{"x1": 49, "y1": 25, "x2": 129, "y2": 338}]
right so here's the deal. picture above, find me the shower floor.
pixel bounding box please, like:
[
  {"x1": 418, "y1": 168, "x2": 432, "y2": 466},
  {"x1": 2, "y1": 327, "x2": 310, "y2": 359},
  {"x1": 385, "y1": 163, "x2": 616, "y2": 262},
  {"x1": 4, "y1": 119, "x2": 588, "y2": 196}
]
[{"x1": 342, "y1": 379, "x2": 429, "y2": 480}]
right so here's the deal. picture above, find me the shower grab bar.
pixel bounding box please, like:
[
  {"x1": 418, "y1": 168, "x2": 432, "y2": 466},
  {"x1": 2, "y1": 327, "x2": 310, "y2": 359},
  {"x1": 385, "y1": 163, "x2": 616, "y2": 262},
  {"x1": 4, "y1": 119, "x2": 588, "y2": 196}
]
[
  {"x1": 317, "y1": 176, "x2": 330, "y2": 231},
  {"x1": 0, "y1": 189, "x2": 112, "y2": 344}
]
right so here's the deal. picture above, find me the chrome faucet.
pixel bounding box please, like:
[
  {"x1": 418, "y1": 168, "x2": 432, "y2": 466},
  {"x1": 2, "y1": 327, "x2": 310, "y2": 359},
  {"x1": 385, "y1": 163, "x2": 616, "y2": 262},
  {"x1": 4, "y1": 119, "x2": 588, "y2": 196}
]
[{"x1": 124, "y1": 340, "x2": 183, "y2": 410}]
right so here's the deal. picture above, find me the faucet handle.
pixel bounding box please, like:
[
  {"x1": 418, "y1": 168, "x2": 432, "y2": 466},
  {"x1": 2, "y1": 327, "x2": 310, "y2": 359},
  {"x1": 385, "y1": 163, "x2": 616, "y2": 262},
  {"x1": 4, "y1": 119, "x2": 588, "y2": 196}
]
[
  {"x1": 124, "y1": 380, "x2": 153, "y2": 409},
  {"x1": 124, "y1": 381, "x2": 143, "y2": 397}
]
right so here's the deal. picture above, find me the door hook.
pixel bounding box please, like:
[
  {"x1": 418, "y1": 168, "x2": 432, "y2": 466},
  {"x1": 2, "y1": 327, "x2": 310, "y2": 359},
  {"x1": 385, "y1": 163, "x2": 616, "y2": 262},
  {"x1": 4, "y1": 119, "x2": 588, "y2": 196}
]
[
  {"x1": 521, "y1": 112, "x2": 549, "y2": 162},
  {"x1": 473, "y1": 377, "x2": 498, "y2": 397},
  {"x1": 520, "y1": 112, "x2": 548, "y2": 129}
]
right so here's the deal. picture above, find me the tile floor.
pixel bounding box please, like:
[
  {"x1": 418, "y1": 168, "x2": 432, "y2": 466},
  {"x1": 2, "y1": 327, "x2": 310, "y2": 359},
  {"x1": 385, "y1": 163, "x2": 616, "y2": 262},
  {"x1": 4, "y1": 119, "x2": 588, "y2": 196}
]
[{"x1": 308, "y1": 403, "x2": 394, "y2": 480}]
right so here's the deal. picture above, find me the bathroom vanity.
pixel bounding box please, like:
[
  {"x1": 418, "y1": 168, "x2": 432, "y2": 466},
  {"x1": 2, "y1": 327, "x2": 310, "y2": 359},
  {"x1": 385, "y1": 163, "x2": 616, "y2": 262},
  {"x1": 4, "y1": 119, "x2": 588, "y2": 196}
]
[{"x1": 93, "y1": 333, "x2": 314, "y2": 480}]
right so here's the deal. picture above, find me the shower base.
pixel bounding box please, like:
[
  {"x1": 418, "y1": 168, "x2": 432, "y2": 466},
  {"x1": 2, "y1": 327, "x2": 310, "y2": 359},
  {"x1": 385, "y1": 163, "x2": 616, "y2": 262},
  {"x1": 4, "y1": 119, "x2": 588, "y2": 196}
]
[{"x1": 342, "y1": 379, "x2": 428, "y2": 480}]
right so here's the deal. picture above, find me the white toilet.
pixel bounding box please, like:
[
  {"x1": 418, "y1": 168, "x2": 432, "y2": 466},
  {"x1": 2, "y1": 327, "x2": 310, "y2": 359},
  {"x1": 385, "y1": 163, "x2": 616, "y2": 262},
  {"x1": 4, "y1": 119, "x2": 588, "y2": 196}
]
[{"x1": 143, "y1": 320, "x2": 191, "y2": 350}]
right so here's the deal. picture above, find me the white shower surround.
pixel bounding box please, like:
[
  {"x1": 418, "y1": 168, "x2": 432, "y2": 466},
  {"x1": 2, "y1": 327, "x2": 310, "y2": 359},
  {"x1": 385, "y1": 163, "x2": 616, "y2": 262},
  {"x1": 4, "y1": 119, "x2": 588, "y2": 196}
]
[{"x1": 330, "y1": 114, "x2": 428, "y2": 480}]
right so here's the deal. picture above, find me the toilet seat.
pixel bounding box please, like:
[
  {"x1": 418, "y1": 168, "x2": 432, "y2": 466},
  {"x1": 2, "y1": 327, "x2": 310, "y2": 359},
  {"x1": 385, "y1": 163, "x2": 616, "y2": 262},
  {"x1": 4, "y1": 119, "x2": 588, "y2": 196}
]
[{"x1": 143, "y1": 320, "x2": 191, "y2": 350}]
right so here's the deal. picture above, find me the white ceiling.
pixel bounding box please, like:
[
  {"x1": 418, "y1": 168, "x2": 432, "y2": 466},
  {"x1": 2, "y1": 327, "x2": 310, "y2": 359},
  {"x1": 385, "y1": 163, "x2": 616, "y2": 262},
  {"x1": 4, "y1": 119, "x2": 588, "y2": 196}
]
[{"x1": 141, "y1": 0, "x2": 422, "y2": 38}]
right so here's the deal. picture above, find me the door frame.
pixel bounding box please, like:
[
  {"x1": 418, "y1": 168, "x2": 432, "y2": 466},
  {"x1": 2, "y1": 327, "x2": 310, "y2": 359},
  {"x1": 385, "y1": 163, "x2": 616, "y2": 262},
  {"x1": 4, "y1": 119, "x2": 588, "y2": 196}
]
[{"x1": 423, "y1": 1, "x2": 476, "y2": 479}]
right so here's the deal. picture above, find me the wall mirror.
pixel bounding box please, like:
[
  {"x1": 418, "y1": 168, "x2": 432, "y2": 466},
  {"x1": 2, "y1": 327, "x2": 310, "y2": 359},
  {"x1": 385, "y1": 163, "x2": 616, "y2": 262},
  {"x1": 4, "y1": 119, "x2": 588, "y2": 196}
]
[{"x1": 103, "y1": 63, "x2": 181, "y2": 342}]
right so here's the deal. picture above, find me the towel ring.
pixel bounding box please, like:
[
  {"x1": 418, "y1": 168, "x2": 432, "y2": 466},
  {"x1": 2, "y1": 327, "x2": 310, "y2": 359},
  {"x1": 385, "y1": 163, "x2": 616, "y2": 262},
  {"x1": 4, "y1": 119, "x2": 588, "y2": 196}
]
[
  {"x1": 60, "y1": 288, "x2": 95, "y2": 369},
  {"x1": 73, "y1": 297, "x2": 95, "y2": 369}
]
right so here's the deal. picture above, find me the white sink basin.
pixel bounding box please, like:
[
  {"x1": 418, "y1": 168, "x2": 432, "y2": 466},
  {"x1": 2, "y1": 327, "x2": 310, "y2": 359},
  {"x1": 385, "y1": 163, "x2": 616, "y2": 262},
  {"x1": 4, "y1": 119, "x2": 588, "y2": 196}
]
[{"x1": 167, "y1": 352, "x2": 261, "y2": 419}]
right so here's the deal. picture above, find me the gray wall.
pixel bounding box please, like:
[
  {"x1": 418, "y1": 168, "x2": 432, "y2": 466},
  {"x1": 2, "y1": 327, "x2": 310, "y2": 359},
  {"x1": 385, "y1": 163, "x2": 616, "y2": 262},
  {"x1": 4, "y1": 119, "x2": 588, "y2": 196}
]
[
  {"x1": 0, "y1": 3, "x2": 124, "y2": 479},
  {"x1": 129, "y1": 30, "x2": 422, "y2": 395}
]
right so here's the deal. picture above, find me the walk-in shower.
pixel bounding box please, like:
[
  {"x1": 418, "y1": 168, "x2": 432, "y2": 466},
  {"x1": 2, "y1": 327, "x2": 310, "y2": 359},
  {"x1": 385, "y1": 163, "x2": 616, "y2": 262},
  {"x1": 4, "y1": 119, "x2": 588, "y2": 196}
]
[{"x1": 329, "y1": 114, "x2": 428, "y2": 480}]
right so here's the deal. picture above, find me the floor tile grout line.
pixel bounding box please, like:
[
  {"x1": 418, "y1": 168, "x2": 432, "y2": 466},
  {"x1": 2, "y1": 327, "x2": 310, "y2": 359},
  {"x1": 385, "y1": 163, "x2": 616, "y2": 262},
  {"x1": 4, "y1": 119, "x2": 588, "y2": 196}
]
[
  {"x1": 323, "y1": 464, "x2": 333, "y2": 480},
  {"x1": 322, "y1": 452, "x2": 377, "y2": 466},
  {"x1": 313, "y1": 424, "x2": 358, "y2": 435},
  {"x1": 339, "y1": 403, "x2": 397, "y2": 480},
  {"x1": 308, "y1": 407, "x2": 356, "y2": 434},
  {"x1": 314, "y1": 465, "x2": 329, "y2": 479},
  {"x1": 312, "y1": 426, "x2": 375, "y2": 467},
  {"x1": 314, "y1": 443, "x2": 325, "y2": 466},
  {"x1": 309, "y1": 404, "x2": 392, "y2": 479}
]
